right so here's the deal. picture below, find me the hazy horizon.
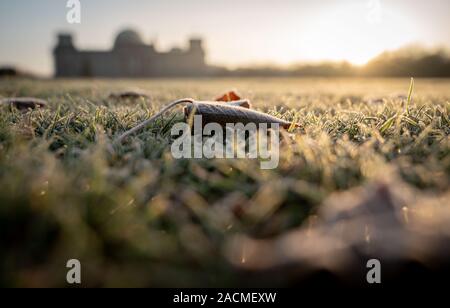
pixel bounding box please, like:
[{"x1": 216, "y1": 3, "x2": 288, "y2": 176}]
[{"x1": 1, "y1": 0, "x2": 449, "y2": 76}]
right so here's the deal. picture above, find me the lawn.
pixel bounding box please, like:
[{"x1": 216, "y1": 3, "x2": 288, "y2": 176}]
[{"x1": 0, "y1": 78, "x2": 449, "y2": 287}]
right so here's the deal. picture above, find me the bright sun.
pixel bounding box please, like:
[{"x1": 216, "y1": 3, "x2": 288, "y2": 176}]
[
  {"x1": 216, "y1": 1, "x2": 423, "y2": 67},
  {"x1": 293, "y1": 2, "x2": 421, "y2": 65}
]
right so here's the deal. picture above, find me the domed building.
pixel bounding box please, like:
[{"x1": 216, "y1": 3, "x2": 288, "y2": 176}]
[
  {"x1": 54, "y1": 29, "x2": 208, "y2": 77},
  {"x1": 114, "y1": 29, "x2": 144, "y2": 48}
]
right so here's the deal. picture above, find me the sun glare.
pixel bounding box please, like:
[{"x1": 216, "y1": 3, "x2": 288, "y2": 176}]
[
  {"x1": 295, "y1": 2, "x2": 421, "y2": 65},
  {"x1": 210, "y1": 1, "x2": 423, "y2": 68}
]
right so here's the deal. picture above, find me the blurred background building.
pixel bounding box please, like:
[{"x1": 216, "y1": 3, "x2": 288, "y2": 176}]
[{"x1": 54, "y1": 29, "x2": 209, "y2": 77}]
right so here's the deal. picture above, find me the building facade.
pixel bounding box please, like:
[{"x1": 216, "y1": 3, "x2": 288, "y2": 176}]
[{"x1": 54, "y1": 29, "x2": 208, "y2": 77}]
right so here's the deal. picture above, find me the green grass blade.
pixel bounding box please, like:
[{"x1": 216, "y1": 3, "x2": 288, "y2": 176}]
[
  {"x1": 406, "y1": 77, "x2": 414, "y2": 114},
  {"x1": 380, "y1": 114, "x2": 397, "y2": 134}
]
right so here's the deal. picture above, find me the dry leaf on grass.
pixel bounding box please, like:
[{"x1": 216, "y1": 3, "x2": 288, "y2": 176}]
[
  {"x1": 1, "y1": 97, "x2": 47, "y2": 110},
  {"x1": 215, "y1": 90, "x2": 242, "y2": 102},
  {"x1": 116, "y1": 97, "x2": 299, "y2": 143},
  {"x1": 215, "y1": 91, "x2": 251, "y2": 109},
  {"x1": 109, "y1": 91, "x2": 150, "y2": 100}
]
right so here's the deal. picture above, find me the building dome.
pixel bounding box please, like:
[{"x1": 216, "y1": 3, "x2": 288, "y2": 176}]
[{"x1": 114, "y1": 29, "x2": 144, "y2": 48}]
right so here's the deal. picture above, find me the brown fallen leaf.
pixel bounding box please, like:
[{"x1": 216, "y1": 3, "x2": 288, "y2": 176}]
[
  {"x1": 109, "y1": 91, "x2": 150, "y2": 100},
  {"x1": 215, "y1": 91, "x2": 251, "y2": 109},
  {"x1": 1, "y1": 97, "x2": 47, "y2": 110},
  {"x1": 116, "y1": 98, "x2": 299, "y2": 143},
  {"x1": 215, "y1": 90, "x2": 241, "y2": 102}
]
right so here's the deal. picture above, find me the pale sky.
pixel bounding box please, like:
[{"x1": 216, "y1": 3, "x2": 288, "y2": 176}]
[{"x1": 0, "y1": 0, "x2": 449, "y2": 76}]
